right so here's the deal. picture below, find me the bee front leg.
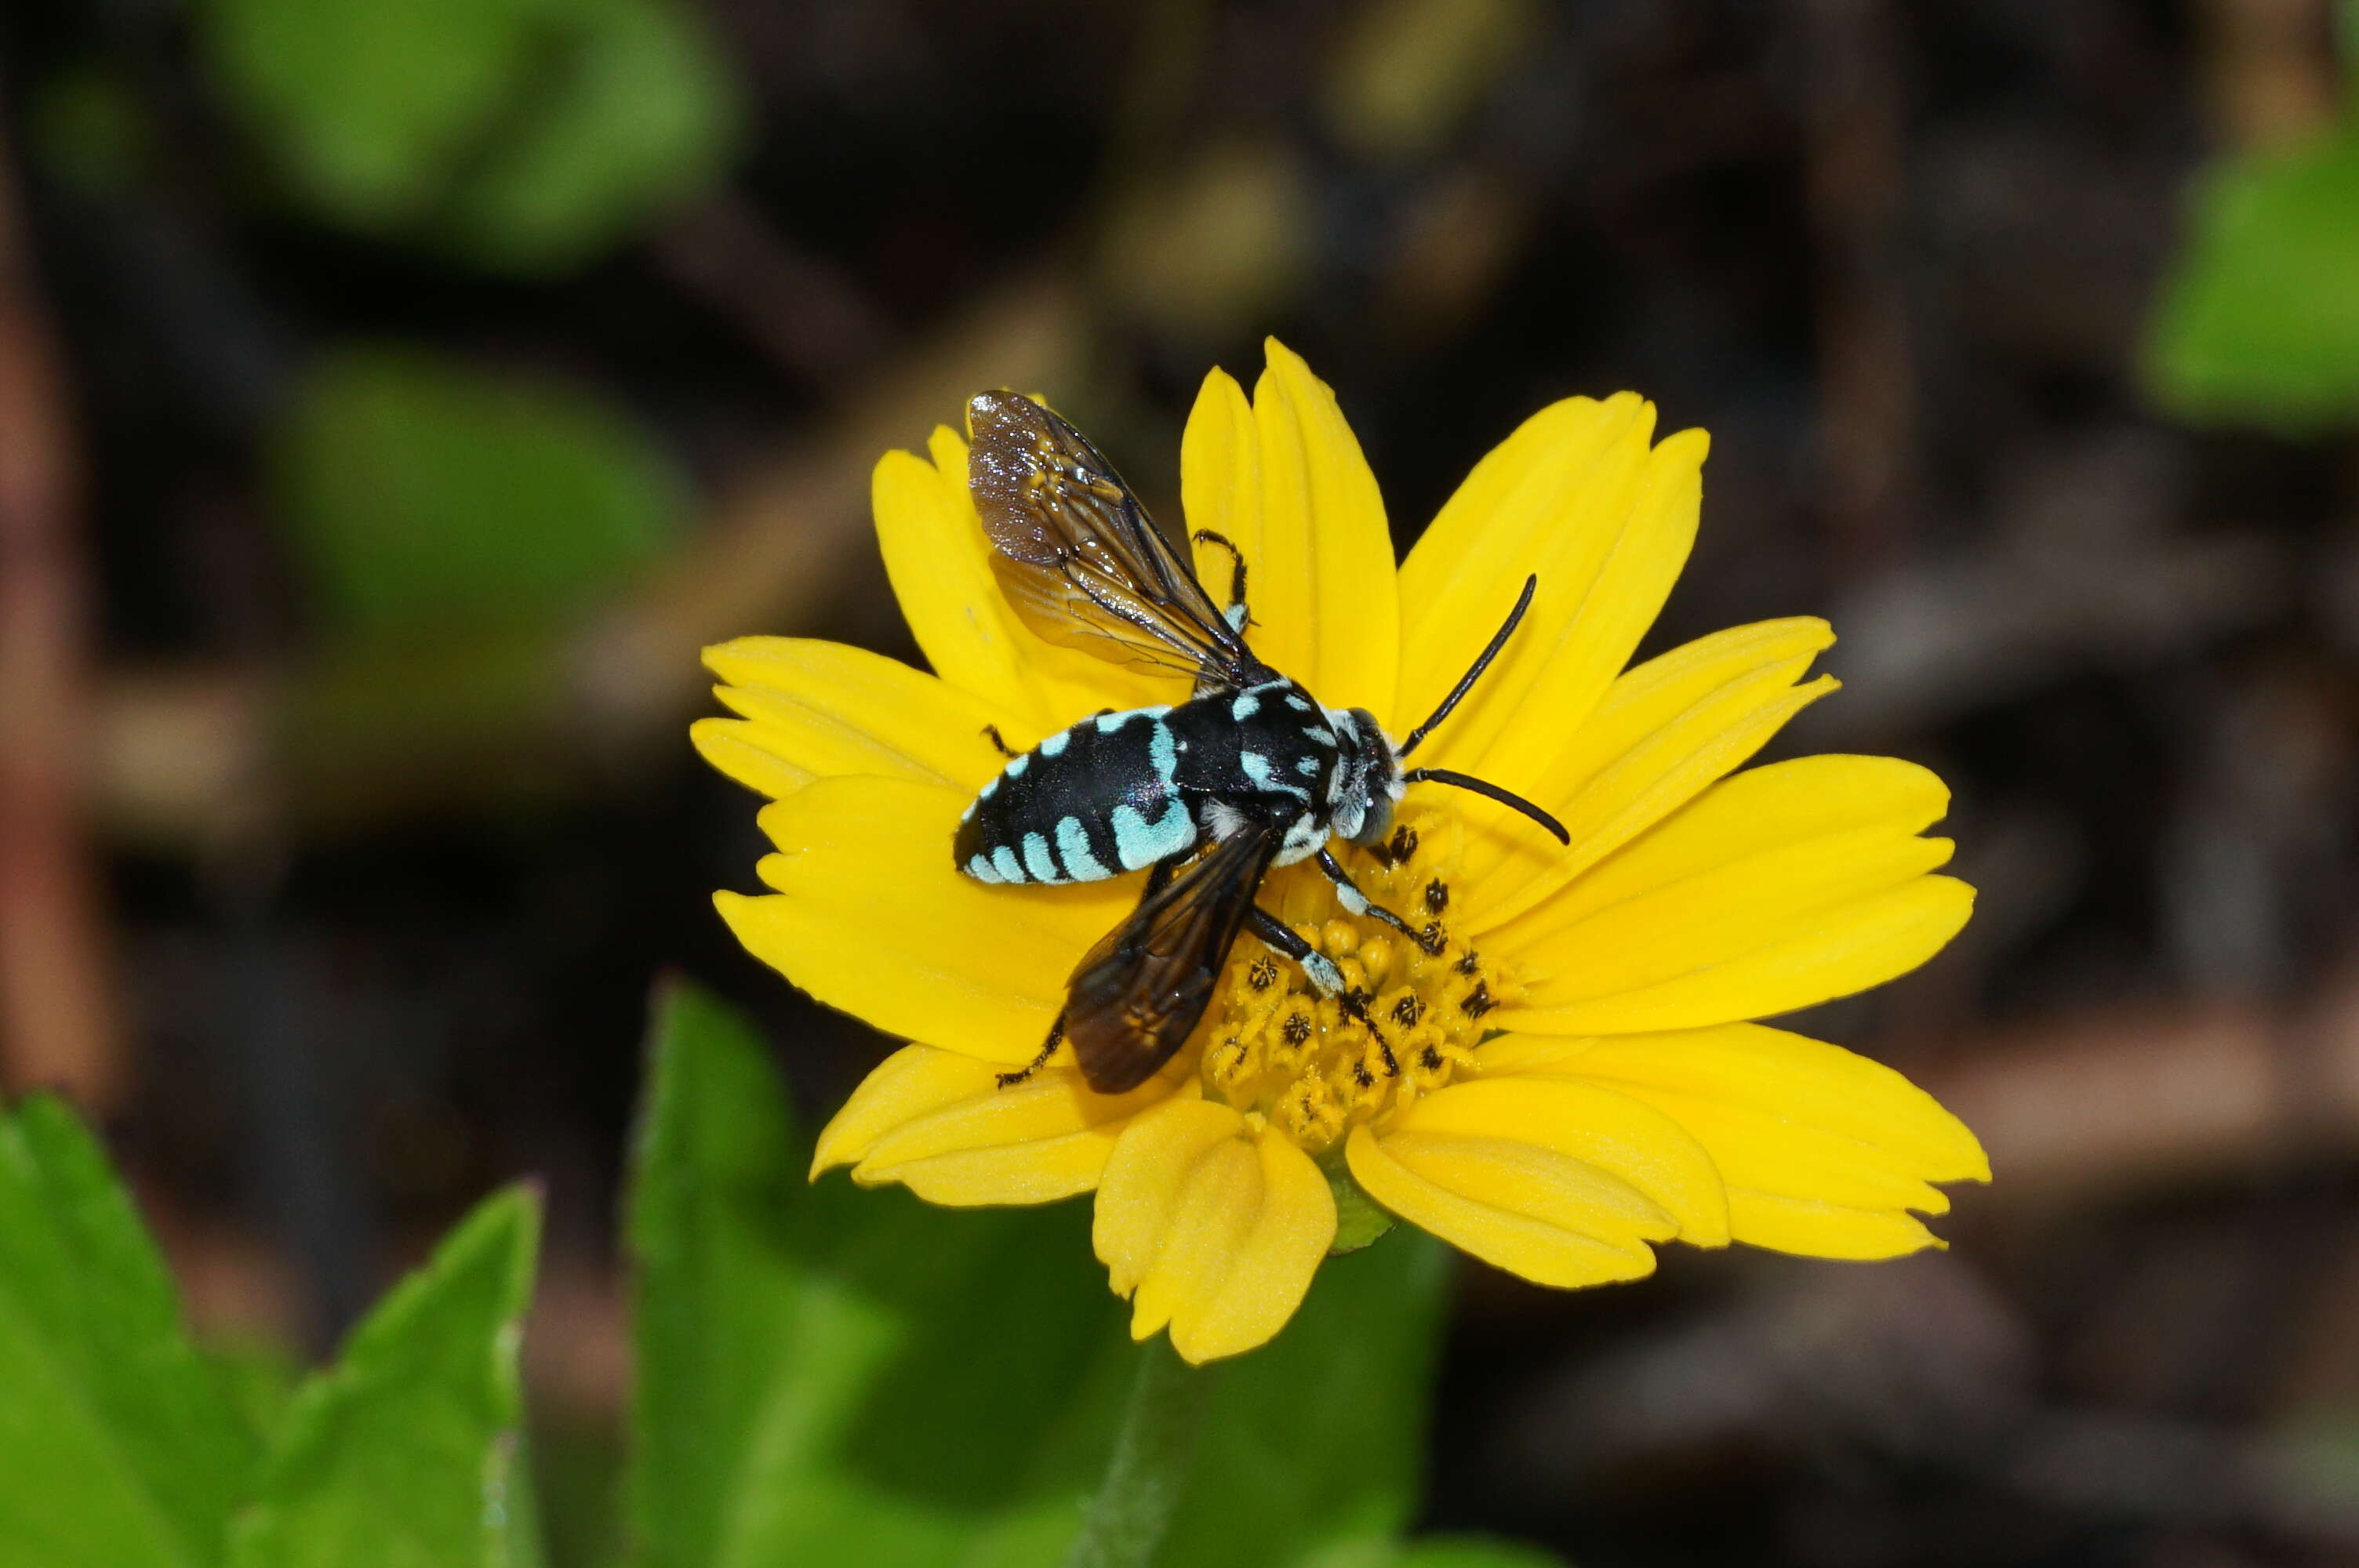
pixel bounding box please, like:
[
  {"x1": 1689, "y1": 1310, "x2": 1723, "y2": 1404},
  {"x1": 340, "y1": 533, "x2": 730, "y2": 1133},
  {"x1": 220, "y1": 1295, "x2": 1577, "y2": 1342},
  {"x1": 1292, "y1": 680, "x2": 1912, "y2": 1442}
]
[
  {"x1": 1245, "y1": 907, "x2": 1399, "y2": 1076},
  {"x1": 1313, "y1": 849, "x2": 1417, "y2": 940},
  {"x1": 1191, "y1": 529, "x2": 1252, "y2": 633}
]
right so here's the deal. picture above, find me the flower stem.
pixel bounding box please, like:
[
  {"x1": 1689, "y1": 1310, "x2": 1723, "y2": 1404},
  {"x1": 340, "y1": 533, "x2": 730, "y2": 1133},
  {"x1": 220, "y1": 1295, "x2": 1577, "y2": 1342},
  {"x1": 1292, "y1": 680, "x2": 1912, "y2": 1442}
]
[{"x1": 1063, "y1": 1337, "x2": 1218, "y2": 1568}]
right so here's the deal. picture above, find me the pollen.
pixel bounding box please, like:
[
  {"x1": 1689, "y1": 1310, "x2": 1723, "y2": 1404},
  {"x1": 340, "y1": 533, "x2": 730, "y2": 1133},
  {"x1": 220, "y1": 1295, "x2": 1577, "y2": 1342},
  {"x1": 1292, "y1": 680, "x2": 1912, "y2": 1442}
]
[{"x1": 1194, "y1": 808, "x2": 1512, "y2": 1154}]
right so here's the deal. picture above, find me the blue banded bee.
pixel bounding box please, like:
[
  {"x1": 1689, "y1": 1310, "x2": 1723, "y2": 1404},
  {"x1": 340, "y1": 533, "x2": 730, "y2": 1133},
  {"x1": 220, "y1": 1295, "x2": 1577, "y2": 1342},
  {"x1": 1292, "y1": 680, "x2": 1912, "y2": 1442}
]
[{"x1": 955, "y1": 390, "x2": 1568, "y2": 1094}]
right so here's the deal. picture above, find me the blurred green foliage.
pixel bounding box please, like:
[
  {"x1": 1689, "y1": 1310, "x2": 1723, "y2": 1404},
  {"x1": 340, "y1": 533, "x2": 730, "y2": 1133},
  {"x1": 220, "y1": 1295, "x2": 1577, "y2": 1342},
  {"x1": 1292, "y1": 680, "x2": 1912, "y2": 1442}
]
[
  {"x1": 26, "y1": 66, "x2": 154, "y2": 194},
  {"x1": 0, "y1": 982, "x2": 1570, "y2": 1567},
  {"x1": 2143, "y1": 131, "x2": 2359, "y2": 431},
  {"x1": 274, "y1": 348, "x2": 687, "y2": 641},
  {"x1": 200, "y1": 0, "x2": 742, "y2": 272},
  {"x1": 2143, "y1": 2, "x2": 2359, "y2": 432}
]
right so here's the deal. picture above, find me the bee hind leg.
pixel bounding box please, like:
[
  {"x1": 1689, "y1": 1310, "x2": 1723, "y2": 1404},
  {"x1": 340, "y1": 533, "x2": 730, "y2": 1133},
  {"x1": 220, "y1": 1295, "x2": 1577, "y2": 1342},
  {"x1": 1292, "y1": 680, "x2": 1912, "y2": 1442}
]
[
  {"x1": 995, "y1": 1014, "x2": 1066, "y2": 1089},
  {"x1": 1191, "y1": 529, "x2": 1252, "y2": 632}
]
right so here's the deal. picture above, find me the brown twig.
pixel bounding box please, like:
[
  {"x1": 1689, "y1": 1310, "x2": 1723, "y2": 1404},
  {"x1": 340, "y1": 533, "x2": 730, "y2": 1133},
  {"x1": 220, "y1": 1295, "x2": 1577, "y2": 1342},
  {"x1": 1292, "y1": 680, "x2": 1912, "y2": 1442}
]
[{"x1": 0, "y1": 128, "x2": 124, "y2": 1108}]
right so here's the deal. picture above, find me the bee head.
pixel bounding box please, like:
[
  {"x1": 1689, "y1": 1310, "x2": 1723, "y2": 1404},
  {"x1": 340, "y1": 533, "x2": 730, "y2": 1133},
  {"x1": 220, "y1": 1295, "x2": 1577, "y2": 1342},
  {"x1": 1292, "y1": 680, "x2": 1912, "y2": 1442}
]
[{"x1": 1331, "y1": 707, "x2": 1404, "y2": 847}]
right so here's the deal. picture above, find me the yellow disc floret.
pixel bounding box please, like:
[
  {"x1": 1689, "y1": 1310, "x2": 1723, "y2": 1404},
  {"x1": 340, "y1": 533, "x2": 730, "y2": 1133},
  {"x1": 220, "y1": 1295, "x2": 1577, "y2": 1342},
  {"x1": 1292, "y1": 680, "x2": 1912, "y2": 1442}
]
[{"x1": 1196, "y1": 808, "x2": 1519, "y2": 1153}]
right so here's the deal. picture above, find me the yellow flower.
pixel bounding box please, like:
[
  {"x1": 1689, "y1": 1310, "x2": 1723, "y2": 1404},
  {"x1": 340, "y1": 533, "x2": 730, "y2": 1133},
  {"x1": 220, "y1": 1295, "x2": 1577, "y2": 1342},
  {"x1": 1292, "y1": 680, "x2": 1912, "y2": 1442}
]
[{"x1": 695, "y1": 339, "x2": 1988, "y2": 1364}]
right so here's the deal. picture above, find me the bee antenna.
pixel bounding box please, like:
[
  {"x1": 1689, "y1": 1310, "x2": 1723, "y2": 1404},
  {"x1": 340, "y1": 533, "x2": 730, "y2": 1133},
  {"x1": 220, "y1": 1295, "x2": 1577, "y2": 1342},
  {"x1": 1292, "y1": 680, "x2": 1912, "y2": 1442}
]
[
  {"x1": 1397, "y1": 575, "x2": 1536, "y2": 758},
  {"x1": 1399, "y1": 768, "x2": 1569, "y2": 844}
]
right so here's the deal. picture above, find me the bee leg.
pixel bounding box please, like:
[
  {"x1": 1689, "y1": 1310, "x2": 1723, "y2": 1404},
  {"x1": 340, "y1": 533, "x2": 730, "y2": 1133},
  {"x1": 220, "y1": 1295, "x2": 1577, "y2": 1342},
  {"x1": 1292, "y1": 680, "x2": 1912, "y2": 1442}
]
[
  {"x1": 1245, "y1": 907, "x2": 1400, "y2": 1077},
  {"x1": 981, "y1": 724, "x2": 1019, "y2": 759},
  {"x1": 1313, "y1": 849, "x2": 1416, "y2": 939},
  {"x1": 996, "y1": 860, "x2": 1177, "y2": 1092},
  {"x1": 996, "y1": 1014, "x2": 1065, "y2": 1089},
  {"x1": 1191, "y1": 529, "x2": 1252, "y2": 632}
]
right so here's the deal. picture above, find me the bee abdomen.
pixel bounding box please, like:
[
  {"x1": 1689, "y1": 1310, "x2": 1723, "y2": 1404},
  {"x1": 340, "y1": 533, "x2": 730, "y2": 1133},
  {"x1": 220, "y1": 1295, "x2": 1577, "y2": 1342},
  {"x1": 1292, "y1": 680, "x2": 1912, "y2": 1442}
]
[{"x1": 954, "y1": 706, "x2": 1196, "y2": 885}]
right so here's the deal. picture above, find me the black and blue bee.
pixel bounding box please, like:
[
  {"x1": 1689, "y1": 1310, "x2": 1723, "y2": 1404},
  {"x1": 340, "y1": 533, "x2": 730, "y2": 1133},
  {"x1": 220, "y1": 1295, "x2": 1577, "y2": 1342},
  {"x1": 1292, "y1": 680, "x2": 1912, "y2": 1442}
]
[{"x1": 954, "y1": 390, "x2": 1568, "y2": 1094}]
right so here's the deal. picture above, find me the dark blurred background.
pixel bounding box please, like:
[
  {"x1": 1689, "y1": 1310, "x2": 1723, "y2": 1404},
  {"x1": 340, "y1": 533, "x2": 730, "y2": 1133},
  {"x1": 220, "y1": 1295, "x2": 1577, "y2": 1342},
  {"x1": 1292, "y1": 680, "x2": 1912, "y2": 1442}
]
[{"x1": 5, "y1": 0, "x2": 2359, "y2": 1563}]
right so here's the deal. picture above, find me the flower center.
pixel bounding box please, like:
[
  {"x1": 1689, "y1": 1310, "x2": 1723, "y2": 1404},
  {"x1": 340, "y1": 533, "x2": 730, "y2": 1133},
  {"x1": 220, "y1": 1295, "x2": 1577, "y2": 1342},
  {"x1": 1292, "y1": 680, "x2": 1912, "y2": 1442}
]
[{"x1": 1193, "y1": 807, "x2": 1517, "y2": 1153}]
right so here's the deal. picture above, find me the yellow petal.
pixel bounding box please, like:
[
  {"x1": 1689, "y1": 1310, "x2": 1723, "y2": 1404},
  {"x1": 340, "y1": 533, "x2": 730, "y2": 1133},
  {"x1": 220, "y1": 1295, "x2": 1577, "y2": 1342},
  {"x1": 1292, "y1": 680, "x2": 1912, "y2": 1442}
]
[
  {"x1": 1479, "y1": 1022, "x2": 1986, "y2": 1259},
  {"x1": 812, "y1": 1046, "x2": 985, "y2": 1174},
  {"x1": 1180, "y1": 341, "x2": 1397, "y2": 719},
  {"x1": 874, "y1": 430, "x2": 1172, "y2": 733},
  {"x1": 1092, "y1": 1098, "x2": 1336, "y2": 1363},
  {"x1": 1344, "y1": 1126, "x2": 1658, "y2": 1290},
  {"x1": 718, "y1": 776, "x2": 1132, "y2": 1064},
  {"x1": 1394, "y1": 394, "x2": 1706, "y2": 781},
  {"x1": 1095, "y1": 1098, "x2": 1243, "y2": 1297},
  {"x1": 1456, "y1": 617, "x2": 1840, "y2": 929},
  {"x1": 1376, "y1": 1132, "x2": 1676, "y2": 1247},
  {"x1": 1498, "y1": 1023, "x2": 1988, "y2": 1179},
  {"x1": 696, "y1": 637, "x2": 1009, "y2": 800},
  {"x1": 1496, "y1": 756, "x2": 1973, "y2": 1033},
  {"x1": 690, "y1": 720, "x2": 814, "y2": 801},
  {"x1": 811, "y1": 1047, "x2": 1185, "y2": 1206},
  {"x1": 1724, "y1": 1193, "x2": 1942, "y2": 1259},
  {"x1": 1388, "y1": 1076, "x2": 1728, "y2": 1244},
  {"x1": 1127, "y1": 1142, "x2": 1259, "y2": 1347},
  {"x1": 1169, "y1": 1128, "x2": 1334, "y2": 1363}
]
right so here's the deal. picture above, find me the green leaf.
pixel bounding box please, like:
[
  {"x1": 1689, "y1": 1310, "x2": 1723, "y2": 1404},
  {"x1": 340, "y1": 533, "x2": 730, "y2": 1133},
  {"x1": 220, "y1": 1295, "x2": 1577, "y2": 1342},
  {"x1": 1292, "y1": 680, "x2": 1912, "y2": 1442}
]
[
  {"x1": 1320, "y1": 1149, "x2": 1397, "y2": 1254},
  {"x1": 625, "y1": 981, "x2": 1456, "y2": 1568},
  {"x1": 228, "y1": 1187, "x2": 544, "y2": 1568},
  {"x1": 2143, "y1": 130, "x2": 2359, "y2": 431},
  {"x1": 0, "y1": 1096, "x2": 258, "y2": 1568},
  {"x1": 623, "y1": 982, "x2": 808, "y2": 1568},
  {"x1": 204, "y1": 1338, "x2": 305, "y2": 1446},
  {"x1": 274, "y1": 347, "x2": 686, "y2": 639},
  {"x1": 198, "y1": 0, "x2": 740, "y2": 271}
]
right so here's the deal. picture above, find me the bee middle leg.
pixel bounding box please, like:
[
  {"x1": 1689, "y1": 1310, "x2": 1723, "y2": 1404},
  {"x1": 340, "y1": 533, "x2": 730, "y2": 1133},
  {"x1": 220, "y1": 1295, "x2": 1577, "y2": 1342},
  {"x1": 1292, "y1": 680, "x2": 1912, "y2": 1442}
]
[{"x1": 1245, "y1": 907, "x2": 1399, "y2": 1076}]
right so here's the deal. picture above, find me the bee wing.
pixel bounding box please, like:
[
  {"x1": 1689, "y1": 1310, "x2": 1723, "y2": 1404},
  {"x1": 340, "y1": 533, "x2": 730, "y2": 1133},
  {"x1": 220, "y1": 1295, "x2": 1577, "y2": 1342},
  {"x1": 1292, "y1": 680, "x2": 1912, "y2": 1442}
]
[
  {"x1": 968, "y1": 390, "x2": 1270, "y2": 691},
  {"x1": 1063, "y1": 825, "x2": 1281, "y2": 1094}
]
